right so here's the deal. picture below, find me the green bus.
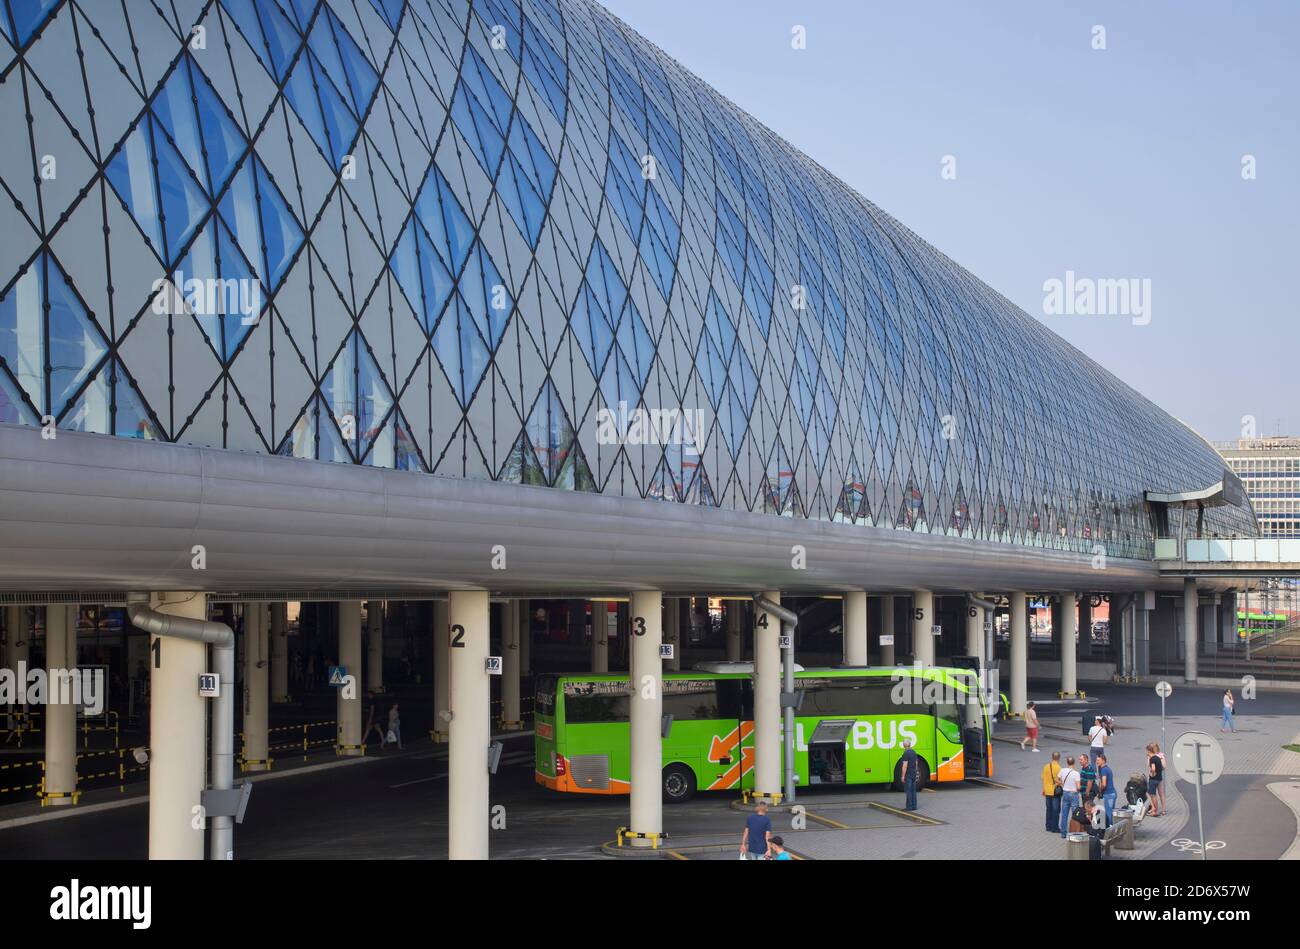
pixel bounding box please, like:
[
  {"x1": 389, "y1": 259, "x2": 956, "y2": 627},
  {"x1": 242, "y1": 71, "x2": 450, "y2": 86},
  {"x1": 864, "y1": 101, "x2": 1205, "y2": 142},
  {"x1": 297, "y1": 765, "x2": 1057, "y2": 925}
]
[
  {"x1": 1236, "y1": 610, "x2": 1289, "y2": 639},
  {"x1": 534, "y1": 663, "x2": 995, "y2": 803}
]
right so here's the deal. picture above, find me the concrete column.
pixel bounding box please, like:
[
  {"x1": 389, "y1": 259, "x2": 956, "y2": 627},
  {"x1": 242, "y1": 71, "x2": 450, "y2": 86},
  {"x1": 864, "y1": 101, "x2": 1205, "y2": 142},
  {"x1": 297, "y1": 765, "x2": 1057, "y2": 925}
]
[
  {"x1": 753, "y1": 591, "x2": 782, "y2": 802},
  {"x1": 844, "y1": 591, "x2": 868, "y2": 665},
  {"x1": 448, "y1": 590, "x2": 490, "y2": 860},
  {"x1": 336, "y1": 601, "x2": 363, "y2": 756},
  {"x1": 242, "y1": 603, "x2": 270, "y2": 771},
  {"x1": 628, "y1": 590, "x2": 663, "y2": 847},
  {"x1": 518, "y1": 600, "x2": 531, "y2": 674},
  {"x1": 433, "y1": 599, "x2": 450, "y2": 741},
  {"x1": 43, "y1": 604, "x2": 78, "y2": 805},
  {"x1": 881, "y1": 595, "x2": 896, "y2": 665},
  {"x1": 1079, "y1": 597, "x2": 1094, "y2": 657},
  {"x1": 148, "y1": 592, "x2": 208, "y2": 860},
  {"x1": 501, "y1": 600, "x2": 521, "y2": 730},
  {"x1": 590, "y1": 601, "x2": 609, "y2": 673},
  {"x1": 270, "y1": 602, "x2": 289, "y2": 703},
  {"x1": 1009, "y1": 592, "x2": 1028, "y2": 716},
  {"x1": 366, "y1": 600, "x2": 384, "y2": 693},
  {"x1": 912, "y1": 591, "x2": 934, "y2": 666},
  {"x1": 965, "y1": 596, "x2": 984, "y2": 667},
  {"x1": 663, "y1": 598, "x2": 681, "y2": 672},
  {"x1": 1183, "y1": 577, "x2": 1198, "y2": 683},
  {"x1": 726, "y1": 600, "x2": 743, "y2": 661},
  {"x1": 1059, "y1": 594, "x2": 1078, "y2": 696}
]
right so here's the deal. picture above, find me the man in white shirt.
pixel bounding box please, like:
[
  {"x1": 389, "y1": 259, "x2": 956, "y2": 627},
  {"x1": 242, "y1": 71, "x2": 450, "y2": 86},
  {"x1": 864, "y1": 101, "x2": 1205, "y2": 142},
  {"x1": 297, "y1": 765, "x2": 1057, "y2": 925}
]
[
  {"x1": 1088, "y1": 716, "x2": 1109, "y2": 761},
  {"x1": 1058, "y1": 755, "x2": 1082, "y2": 839}
]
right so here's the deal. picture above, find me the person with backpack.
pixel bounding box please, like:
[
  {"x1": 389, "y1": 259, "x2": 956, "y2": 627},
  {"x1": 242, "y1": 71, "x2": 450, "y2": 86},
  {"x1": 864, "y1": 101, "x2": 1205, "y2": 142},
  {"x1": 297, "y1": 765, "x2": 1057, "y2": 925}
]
[
  {"x1": 1058, "y1": 755, "x2": 1082, "y2": 838},
  {"x1": 1145, "y1": 743, "x2": 1164, "y2": 817},
  {"x1": 1041, "y1": 751, "x2": 1063, "y2": 833}
]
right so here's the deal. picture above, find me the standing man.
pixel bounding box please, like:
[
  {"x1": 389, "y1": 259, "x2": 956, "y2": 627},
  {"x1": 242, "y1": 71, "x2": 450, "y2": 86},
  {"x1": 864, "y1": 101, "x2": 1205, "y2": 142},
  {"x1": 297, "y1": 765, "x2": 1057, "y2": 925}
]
[
  {"x1": 1020, "y1": 701, "x2": 1040, "y2": 752},
  {"x1": 1096, "y1": 753, "x2": 1117, "y2": 826},
  {"x1": 1088, "y1": 715, "x2": 1109, "y2": 761},
  {"x1": 740, "y1": 802, "x2": 773, "y2": 860},
  {"x1": 1078, "y1": 753, "x2": 1097, "y2": 802},
  {"x1": 1041, "y1": 751, "x2": 1063, "y2": 833},
  {"x1": 900, "y1": 738, "x2": 920, "y2": 812},
  {"x1": 1058, "y1": 755, "x2": 1082, "y2": 839}
]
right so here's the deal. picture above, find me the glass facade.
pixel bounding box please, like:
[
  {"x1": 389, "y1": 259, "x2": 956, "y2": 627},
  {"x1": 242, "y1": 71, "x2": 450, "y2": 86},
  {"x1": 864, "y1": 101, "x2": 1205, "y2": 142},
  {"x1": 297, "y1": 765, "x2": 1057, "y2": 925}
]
[{"x1": 0, "y1": 0, "x2": 1256, "y2": 559}]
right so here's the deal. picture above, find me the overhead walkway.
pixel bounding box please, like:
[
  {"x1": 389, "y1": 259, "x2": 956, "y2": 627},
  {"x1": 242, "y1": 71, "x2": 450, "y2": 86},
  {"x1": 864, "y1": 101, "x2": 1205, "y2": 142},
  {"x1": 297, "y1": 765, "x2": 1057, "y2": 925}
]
[{"x1": 1154, "y1": 538, "x2": 1300, "y2": 577}]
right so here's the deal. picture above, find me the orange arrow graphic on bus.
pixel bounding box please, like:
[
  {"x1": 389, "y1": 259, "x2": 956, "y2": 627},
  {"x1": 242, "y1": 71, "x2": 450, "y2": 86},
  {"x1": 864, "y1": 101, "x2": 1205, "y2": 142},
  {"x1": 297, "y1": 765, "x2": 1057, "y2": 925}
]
[
  {"x1": 708, "y1": 721, "x2": 754, "y2": 762},
  {"x1": 708, "y1": 745, "x2": 755, "y2": 790}
]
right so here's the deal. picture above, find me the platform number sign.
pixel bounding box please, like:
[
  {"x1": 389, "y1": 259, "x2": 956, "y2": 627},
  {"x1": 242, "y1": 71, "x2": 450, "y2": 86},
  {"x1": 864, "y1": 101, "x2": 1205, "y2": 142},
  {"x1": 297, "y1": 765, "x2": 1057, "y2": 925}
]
[
  {"x1": 450, "y1": 624, "x2": 465, "y2": 648},
  {"x1": 659, "y1": 643, "x2": 674, "y2": 659},
  {"x1": 632, "y1": 616, "x2": 647, "y2": 636},
  {"x1": 485, "y1": 656, "x2": 502, "y2": 675},
  {"x1": 778, "y1": 634, "x2": 792, "y2": 650},
  {"x1": 931, "y1": 625, "x2": 943, "y2": 637},
  {"x1": 198, "y1": 673, "x2": 220, "y2": 698}
]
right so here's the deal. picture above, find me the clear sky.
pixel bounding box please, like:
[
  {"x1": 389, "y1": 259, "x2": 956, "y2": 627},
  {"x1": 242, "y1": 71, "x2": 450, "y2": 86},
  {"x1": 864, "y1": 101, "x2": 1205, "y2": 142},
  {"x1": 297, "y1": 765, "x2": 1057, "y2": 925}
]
[{"x1": 601, "y1": 0, "x2": 1299, "y2": 442}]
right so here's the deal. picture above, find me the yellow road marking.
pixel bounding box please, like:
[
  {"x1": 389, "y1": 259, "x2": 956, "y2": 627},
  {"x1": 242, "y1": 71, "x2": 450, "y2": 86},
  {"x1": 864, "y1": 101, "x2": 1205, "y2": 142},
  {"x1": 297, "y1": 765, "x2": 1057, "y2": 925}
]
[
  {"x1": 664, "y1": 849, "x2": 689, "y2": 860},
  {"x1": 805, "y1": 810, "x2": 851, "y2": 829},
  {"x1": 867, "y1": 801, "x2": 942, "y2": 825}
]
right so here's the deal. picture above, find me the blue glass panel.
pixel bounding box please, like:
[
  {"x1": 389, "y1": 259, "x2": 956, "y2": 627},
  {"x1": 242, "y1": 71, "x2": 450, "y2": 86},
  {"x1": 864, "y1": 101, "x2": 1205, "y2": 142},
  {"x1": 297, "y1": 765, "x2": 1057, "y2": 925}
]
[
  {"x1": 569, "y1": 285, "x2": 612, "y2": 377},
  {"x1": 450, "y1": 81, "x2": 505, "y2": 176},
  {"x1": 214, "y1": 219, "x2": 261, "y2": 358},
  {"x1": 500, "y1": 152, "x2": 546, "y2": 245},
  {"x1": 153, "y1": 123, "x2": 210, "y2": 264},
  {"x1": 310, "y1": 53, "x2": 360, "y2": 167},
  {"x1": 152, "y1": 63, "x2": 208, "y2": 191},
  {"x1": 309, "y1": 5, "x2": 379, "y2": 117},
  {"x1": 112, "y1": 359, "x2": 163, "y2": 439},
  {"x1": 0, "y1": 261, "x2": 45, "y2": 411},
  {"x1": 46, "y1": 260, "x2": 107, "y2": 416},
  {"x1": 105, "y1": 121, "x2": 166, "y2": 260},
  {"x1": 0, "y1": 365, "x2": 37, "y2": 424},
  {"x1": 322, "y1": 337, "x2": 356, "y2": 439},
  {"x1": 460, "y1": 46, "x2": 513, "y2": 136},
  {"x1": 191, "y1": 63, "x2": 247, "y2": 195},
  {"x1": 367, "y1": 0, "x2": 404, "y2": 32},
  {"x1": 7, "y1": 0, "x2": 58, "y2": 46},
  {"x1": 356, "y1": 337, "x2": 393, "y2": 451},
  {"x1": 413, "y1": 166, "x2": 474, "y2": 273},
  {"x1": 458, "y1": 243, "x2": 512, "y2": 350},
  {"x1": 282, "y1": 54, "x2": 330, "y2": 162},
  {"x1": 60, "y1": 361, "x2": 111, "y2": 434},
  {"x1": 252, "y1": 159, "x2": 303, "y2": 289}
]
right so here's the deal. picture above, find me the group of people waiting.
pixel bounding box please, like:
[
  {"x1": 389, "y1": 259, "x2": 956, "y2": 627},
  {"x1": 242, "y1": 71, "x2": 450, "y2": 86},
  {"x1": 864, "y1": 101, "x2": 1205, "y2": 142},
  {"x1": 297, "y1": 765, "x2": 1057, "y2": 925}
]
[{"x1": 1036, "y1": 710, "x2": 1171, "y2": 841}]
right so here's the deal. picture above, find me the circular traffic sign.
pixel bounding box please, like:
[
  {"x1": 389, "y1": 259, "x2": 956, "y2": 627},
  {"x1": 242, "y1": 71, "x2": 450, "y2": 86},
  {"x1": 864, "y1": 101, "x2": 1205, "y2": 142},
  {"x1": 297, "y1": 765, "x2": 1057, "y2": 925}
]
[
  {"x1": 1171, "y1": 730, "x2": 1224, "y2": 785},
  {"x1": 1155, "y1": 680, "x2": 1173, "y2": 698}
]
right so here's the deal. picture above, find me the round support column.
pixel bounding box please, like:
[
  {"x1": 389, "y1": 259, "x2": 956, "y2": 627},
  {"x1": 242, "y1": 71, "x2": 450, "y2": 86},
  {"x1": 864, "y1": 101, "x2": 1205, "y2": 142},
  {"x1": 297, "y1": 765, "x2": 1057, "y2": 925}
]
[
  {"x1": 43, "y1": 604, "x2": 78, "y2": 806},
  {"x1": 448, "y1": 590, "x2": 491, "y2": 860},
  {"x1": 366, "y1": 600, "x2": 384, "y2": 694},
  {"x1": 843, "y1": 591, "x2": 868, "y2": 665},
  {"x1": 965, "y1": 596, "x2": 985, "y2": 668},
  {"x1": 1009, "y1": 592, "x2": 1028, "y2": 717},
  {"x1": 628, "y1": 590, "x2": 663, "y2": 847},
  {"x1": 726, "y1": 600, "x2": 743, "y2": 661},
  {"x1": 880, "y1": 596, "x2": 896, "y2": 665},
  {"x1": 1183, "y1": 578, "x2": 1198, "y2": 684},
  {"x1": 270, "y1": 603, "x2": 289, "y2": 703},
  {"x1": 242, "y1": 603, "x2": 270, "y2": 771},
  {"x1": 432, "y1": 599, "x2": 450, "y2": 742},
  {"x1": 911, "y1": 591, "x2": 935, "y2": 666},
  {"x1": 590, "y1": 601, "x2": 609, "y2": 673},
  {"x1": 753, "y1": 591, "x2": 782, "y2": 803},
  {"x1": 501, "y1": 600, "x2": 522, "y2": 730},
  {"x1": 336, "y1": 601, "x2": 363, "y2": 756},
  {"x1": 518, "y1": 599, "x2": 531, "y2": 674},
  {"x1": 148, "y1": 592, "x2": 208, "y2": 860},
  {"x1": 1059, "y1": 594, "x2": 1079, "y2": 697}
]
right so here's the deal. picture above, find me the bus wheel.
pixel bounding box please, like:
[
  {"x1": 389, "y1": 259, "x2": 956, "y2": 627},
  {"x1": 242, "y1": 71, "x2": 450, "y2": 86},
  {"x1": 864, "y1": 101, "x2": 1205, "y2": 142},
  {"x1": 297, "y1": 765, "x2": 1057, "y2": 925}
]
[
  {"x1": 662, "y1": 764, "x2": 696, "y2": 803},
  {"x1": 892, "y1": 757, "x2": 930, "y2": 792}
]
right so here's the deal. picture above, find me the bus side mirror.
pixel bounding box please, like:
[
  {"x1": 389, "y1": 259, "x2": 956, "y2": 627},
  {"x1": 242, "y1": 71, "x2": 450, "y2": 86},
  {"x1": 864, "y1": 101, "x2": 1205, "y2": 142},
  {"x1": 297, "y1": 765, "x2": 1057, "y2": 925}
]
[{"x1": 661, "y1": 714, "x2": 673, "y2": 739}]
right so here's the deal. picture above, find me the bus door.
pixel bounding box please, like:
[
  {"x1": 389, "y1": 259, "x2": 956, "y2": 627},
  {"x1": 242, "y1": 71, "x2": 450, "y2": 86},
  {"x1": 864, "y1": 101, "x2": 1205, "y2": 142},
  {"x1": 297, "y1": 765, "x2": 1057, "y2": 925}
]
[
  {"x1": 806, "y1": 720, "x2": 853, "y2": 786},
  {"x1": 703, "y1": 678, "x2": 752, "y2": 792},
  {"x1": 962, "y1": 698, "x2": 989, "y2": 777}
]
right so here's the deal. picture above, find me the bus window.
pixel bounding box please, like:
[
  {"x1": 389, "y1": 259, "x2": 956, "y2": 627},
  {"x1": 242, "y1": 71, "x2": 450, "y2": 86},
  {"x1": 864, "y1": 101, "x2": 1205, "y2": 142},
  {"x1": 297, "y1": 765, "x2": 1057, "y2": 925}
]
[
  {"x1": 716, "y1": 679, "x2": 752, "y2": 720},
  {"x1": 564, "y1": 693, "x2": 629, "y2": 723},
  {"x1": 534, "y1": 675, "x2": 557, "y2": 717},
  {"x1": 662, "y1": 680, "x2": 720, "y2": 720}
]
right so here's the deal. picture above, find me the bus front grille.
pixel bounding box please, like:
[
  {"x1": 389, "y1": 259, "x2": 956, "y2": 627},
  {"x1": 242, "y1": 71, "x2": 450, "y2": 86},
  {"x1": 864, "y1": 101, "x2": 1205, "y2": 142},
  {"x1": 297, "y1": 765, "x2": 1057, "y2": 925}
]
[{"x1": 569, "y1": 754, "x2": 610, "y2": 790}]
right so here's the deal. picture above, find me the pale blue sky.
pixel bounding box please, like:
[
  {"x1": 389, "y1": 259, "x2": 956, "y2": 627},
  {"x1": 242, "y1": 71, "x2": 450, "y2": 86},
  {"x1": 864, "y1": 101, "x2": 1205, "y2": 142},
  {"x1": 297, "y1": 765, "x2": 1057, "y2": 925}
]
[{"x1": 602, "y1": 0, "x2": 1299, "y2": 442}]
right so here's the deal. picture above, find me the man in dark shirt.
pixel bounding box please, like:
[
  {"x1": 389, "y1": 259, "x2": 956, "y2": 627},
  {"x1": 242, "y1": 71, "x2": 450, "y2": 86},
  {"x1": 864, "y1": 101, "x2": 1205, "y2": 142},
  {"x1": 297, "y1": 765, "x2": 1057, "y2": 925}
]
[
  {"x1": 740, "y1": 802, "x2": 772, "y2": 859},
  {"x1": 1078, "y1": 753, "x2": 1097, "y2": 800},
  {"x1": 1096, "y1": 754, "x2": 1117, "y2": 826},
  {"x1": 900, "y1": 739, "x2": 920, "y2": 811}
]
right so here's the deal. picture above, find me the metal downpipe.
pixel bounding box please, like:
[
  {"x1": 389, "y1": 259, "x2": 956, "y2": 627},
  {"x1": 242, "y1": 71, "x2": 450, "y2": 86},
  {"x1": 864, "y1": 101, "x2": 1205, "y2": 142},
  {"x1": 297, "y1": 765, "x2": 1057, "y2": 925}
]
[{"x1": 126, "y1": 594, "x2": 235, "y2": 861}]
